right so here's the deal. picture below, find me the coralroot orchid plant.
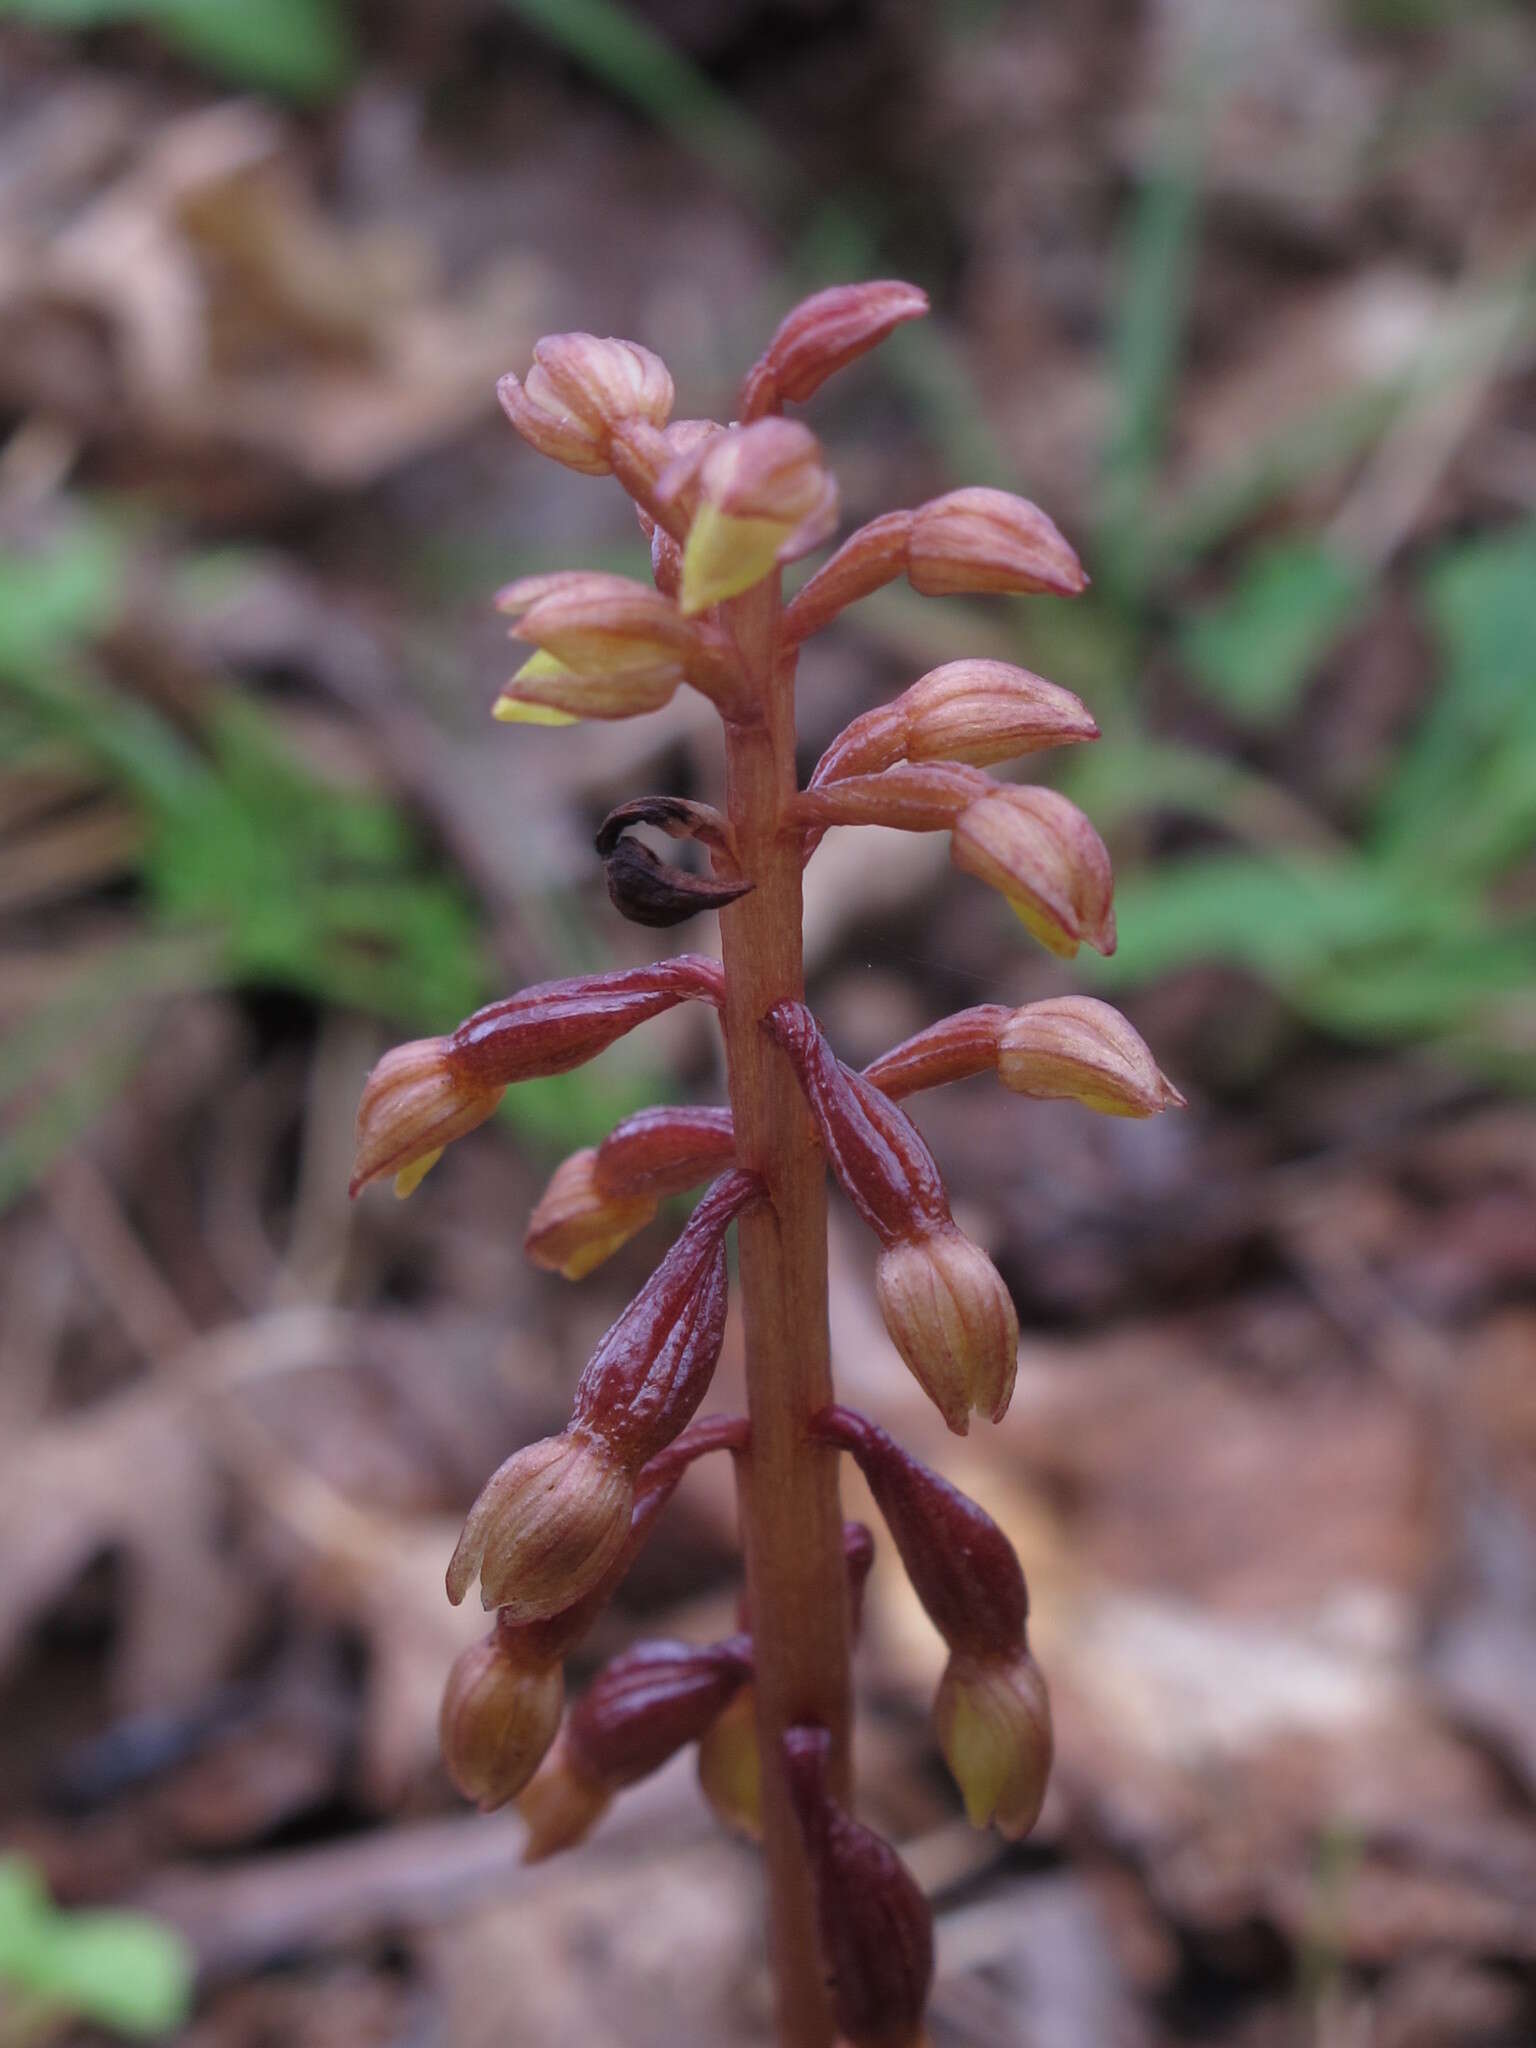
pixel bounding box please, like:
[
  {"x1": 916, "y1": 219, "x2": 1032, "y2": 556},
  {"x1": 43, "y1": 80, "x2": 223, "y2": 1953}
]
[{"x1": 350, "y1": 283, "x2": 1183, "y2": 2047}]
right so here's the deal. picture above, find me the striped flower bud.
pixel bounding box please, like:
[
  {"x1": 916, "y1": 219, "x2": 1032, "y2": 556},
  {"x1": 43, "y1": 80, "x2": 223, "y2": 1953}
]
[
  {"x1": 447, "y1": 955, "x2": 722, "y2": 1091},
  {"x1": 874, "y1": 1226, "x2": 1018, "y2": 1432},
  {"x1": 439, "y1": 1628, "x2": 564, "y2": 1811},
  {"x1": 492, "y1": 571, "x2": 744, "y2": 723},
  {"x1": 907, "y1": 486, "x2": 1086, "y2": 599},
  {"x1": 668, "y1": 419, "x2": 839, "y2": 615},
  {"x1": 933, "y1": 1648, "x2": 1053, "y2": 1840},
  {"x1": 570, "y1": 1171, "x2": 759, "y2": 1466},
  {"x1": 950, "y1": 785, "x2": 1116, "y2": 958},
  {"x1": 998, "y1": 996, "x2": 1184, "y2": 1115},
  {"x1": 446, "y1": 1428, "x2": 634, "y2": 1620},
  {"x1": 516, "y1": 1728, "x2": 612, "y2": 1862},
  {"x1": 813, "y1": 660, "x2": 1098, "y2": 786},
  {"x1": 510, "y1": 1414, "x2": 749, "y2": 1670},
  {"x1": 813, "y1": 1407, "x2": 1029, "y2": 1659},
  {"x1": 740, "y1": 279, "x2": 929, "y2": 416},
  {"x1": 348, "y1": 1037, "x2": 503, "y2": 1199},
  {"x1": 592, "y1": 1104, "x2": 737, "y2": 1204},
  {"x1": 524, "y1": 1148, "x2": 659, "y2": 1281},
  {"x1": 497, "y1": 333, "x2": 673, "y2": 476},
  {"x1": 783, "y1": 1726, "x2": 934, "y2": 2048}
]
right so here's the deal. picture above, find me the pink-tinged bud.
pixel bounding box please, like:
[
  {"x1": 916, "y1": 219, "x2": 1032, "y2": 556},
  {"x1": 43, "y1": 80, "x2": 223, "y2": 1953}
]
[
  {"x1": 567, "y1": 1634, "x2": 753, "y2": 1789},
  {"x1": 997, "y1": 996, "x2": 1184, "y2": 1115},
  {"x1": 874, "y1": 1226, "x2": 1019, "y2": 1432},
  {"x1": 439, "y1": 1630, "x2": 564, "y2": 1811},
  {"x1": 498, "y1": 333, "x2": 673, "y2": 476},
  {"x1": 696, "y1": 1684, "x2": 762, "y2": 1841},
  {"x1": 764, "y1": 1001, "x2": 949, "y2": 1246},
  {"x1": 349, "y1": 1037, "x2": 502, "y2": 1199},
  {"x1": 813, "y1": 662, "x2": 1098, "y2": 788},
  {"x1": 740, "y1": 279, "x2": 930, "y2": 416},
  {"x1": 571, "y1": 1171, "x2": 761, "y2": 1465},
  {"x1": 446, "y1": 1428, "x2": 634, "y2": 1620},
  {"x1": 524, "y1": 1147, "x2": 659, "y2": 1281},
  {"x1": 934, "y1": 1648, "x2": 1053, "y2": 1840},
  {"x1": 448, "y1": 956, "x2": 722, "y2": 1089},
  {"x1": 783, "y1": 1726, "x2": 934, "y2": 2048},
  {"x1": 517, "y1": 1728, "x2": 612, "y2": 1861},
  {"x1": 907, "y1": 487, "x2": 1086, "y2": 599},
  {"x1": 861, "y1": 1006, "x2": 1011, "y2": 1100},
  {"x1": 593, "y1": 1104, "x2": 737, "y2": 1203},
  {"x1": 816, "y1": 1406, "x2": 1029, "y2": 1657},
  {"x1": 668, "y1": 419, "x2": 840, "y2": 614},
  {"x1": 950, "y1": 786, "x2": 1116, "y2": 958}
]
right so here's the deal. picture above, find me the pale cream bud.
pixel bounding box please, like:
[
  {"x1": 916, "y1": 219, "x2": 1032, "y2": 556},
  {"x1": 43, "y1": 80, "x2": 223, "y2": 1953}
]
[
  {"x1": 446, "y1": 1430, "x2": 635, "y2": 1621},
  {"x1": 516, "y1": 1728, "x2": 612, "y2": 1862},
  {"x1": 933, "y1": 1649, "x2": 1053, "y2": 1840},
  {"x1": 439, "y1": 1632, "x2": 564, "y2": 1811},
  {"x1": 998, "y1": 997, "x2": 1184, "y2": 1116},
  {"x1": 525, "y1": 1147, "x2": 659, "y2": 1280},
  {"x1": 950, "y1": 786, "x2": 1116, "y2": 958},
  {"x1": 875, "y1": 1226, "x2": 1019, "y2": 1434},
  {"x1": 696, "y1": 1685, "x2": 763, "y2": 1842},
  {"x1": 349, "y1": 1038, "x2": 502, "y2": 1199}
]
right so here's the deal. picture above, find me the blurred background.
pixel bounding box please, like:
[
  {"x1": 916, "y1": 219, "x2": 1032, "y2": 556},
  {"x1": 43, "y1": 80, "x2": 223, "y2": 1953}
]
[{"x1": 2, "y1": 0, "x2": 1534, "y2": 2042}]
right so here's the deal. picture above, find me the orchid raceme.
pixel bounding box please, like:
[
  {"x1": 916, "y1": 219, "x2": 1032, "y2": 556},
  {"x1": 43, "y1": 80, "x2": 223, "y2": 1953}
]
[{"x1": 348, "y1": 279, "x2": 1181, "y2": 2048}]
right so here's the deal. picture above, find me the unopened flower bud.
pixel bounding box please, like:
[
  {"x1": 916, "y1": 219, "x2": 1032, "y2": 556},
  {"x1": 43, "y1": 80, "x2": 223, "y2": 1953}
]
[
  {"x1": 783, "y1": 1726, "x2": 934, "y2": 2048},
  {"x1": 814, "y1": 661, "x2": 1098, "y2": 786},
  {"x1": 934, "y1": 1648, "x2": 1053, "y2": 1840},
  {"x1": 998, "y1": 996, "x2": 1184, "y2": 1115},
  {"x1": 814, "y1": 1406, "x2": 1029, "y2": 1658},
  {"x1": 568, "y1": 1635, "x2": 753, "y2": 1789},
  {"x1": 571, "y1": 1171, "x2": 759, "y2": 1465},
  {"x1": 593, "y1": 1104, "x2": 737, "y2": 1203},
  {"x1": 696, "y1": 1684, "x2": 762, "y2": 1841},
  {"x1": 907, "y1": 487, "x2": 1086, "y2": 599},
  {"x1": 498, "y1": 333, "x2": 673, "y2": 476},
  {"x1": 797, "y1": 762, "x2": 987, "y2": 836},
  {"x1": 349, "y1": 1037, "x2": 502, "y2": 1199},
  {"x1": 668, "y1": 419, "x2": 839, "y2": 614},
  {"x1": 874, "y1": 1225, "x2": 1018, "y2": 1432},
  {"x1": 951, "y1": 786, "x2": 1116, "y2": 958},
  {"x1": 495, "y1": 648, "x2": 680, "y2": 724},
  {"x1": 517, "y1": 1728, "x2": 612, "y2": 1861},
  {"x1": 525, "y1": 1148, "x2": 659, "y2": 1281},
  {"x1": 740, "y1": 279, "x2": 929, "y2": 415},
  {"x1": 448, "y1": 956, "x2": 722, "y2": 1090},
  {"x1": 509, "y1": 1414, "x2": 749, "y2": 1669},
  {"x1": 783, "y1": 509, "x2": 914, "y2": 642},
  {"x1": 439, "y1": 1629, "x2": 564, "y2": 1811},
  {"x1": 446, "y1": 1428, "x2": 634, "y2": 1620}
]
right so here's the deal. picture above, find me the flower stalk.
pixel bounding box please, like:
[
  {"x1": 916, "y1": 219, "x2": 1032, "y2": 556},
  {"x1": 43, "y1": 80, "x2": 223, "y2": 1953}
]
[{"x1": 348, "y1": 279, "x2": 1183, "y2": 2047}]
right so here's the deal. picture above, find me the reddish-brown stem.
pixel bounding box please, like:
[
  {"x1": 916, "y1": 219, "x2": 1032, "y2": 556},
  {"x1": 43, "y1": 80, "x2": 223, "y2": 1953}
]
[{"x1": 717, "y1": 575, "x2": 849, "y2": 2048}]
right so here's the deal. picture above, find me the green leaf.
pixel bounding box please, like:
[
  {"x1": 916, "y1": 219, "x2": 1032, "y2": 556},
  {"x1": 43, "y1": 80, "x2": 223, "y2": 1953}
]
[
  {"x1": 0, "y1": 0, "x2": 357, "y2": 99},
  {"x1": 0, "y1": 1858, "x2": 193, "y2": 2039},
  {"x1": 1180, "y1": 538, "x2": 1367, "y2": 726},
  {"x1": 0, "y1": 522, "x2": 122, "y2": 675}
]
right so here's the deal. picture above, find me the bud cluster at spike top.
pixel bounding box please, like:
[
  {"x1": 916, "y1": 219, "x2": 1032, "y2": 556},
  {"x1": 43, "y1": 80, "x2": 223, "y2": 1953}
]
[{"x1": 347, "y1": 279, "x2": 1185, "y2": 2045}]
